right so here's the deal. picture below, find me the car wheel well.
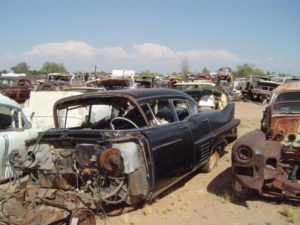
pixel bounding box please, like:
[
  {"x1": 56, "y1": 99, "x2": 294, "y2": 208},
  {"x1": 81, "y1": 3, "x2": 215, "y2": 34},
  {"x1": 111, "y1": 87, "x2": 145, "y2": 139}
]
[{"x1": 201, "y1": 145, "x2": 222, "y2": 173}]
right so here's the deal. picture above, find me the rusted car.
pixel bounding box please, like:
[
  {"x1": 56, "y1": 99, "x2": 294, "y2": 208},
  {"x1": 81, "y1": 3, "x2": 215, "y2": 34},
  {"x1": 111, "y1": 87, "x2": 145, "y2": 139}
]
[
  {"x1": 37, "y1": 72, "x2": 77, "y2": 90},
  {"x1": 217, "y1": 67, "x2": 232, "y2": 82},
  {"x1": 250, "y1": 79, "x2": 281, "y2": 103},
  {"x1": 232, "y1": 82, "x2": 300, "y2": 200},
  {"x1": 9, "y1": 88, "x2": 240, "y2": 208},
  {"x1": 241, "y1": 75, "x2": 270, "y2": 99},
  {"x1": 0, "y1": 76, "x2": 37, "y2": 102}
]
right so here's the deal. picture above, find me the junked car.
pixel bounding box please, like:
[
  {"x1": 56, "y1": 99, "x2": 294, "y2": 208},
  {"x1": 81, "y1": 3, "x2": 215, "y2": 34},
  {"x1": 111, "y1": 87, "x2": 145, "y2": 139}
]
[
  {"x1": 241, "y1": 76, "x2": 270, "y2": 100},
  {"x1": 250, "y1": 79, "x2": 281, "y2": 103},
  {"x1": 86, "y1": 78, "x2": 137, "y2": 90},
  {"x1": 261, "y1": 81, "x2": 300, "y2": 141},
  {"x1": 232, "y1": 82, "x2": 300, "y2": 200},
  {"x1": 0, "y1": 94, "x2": 40, "y2": 182},
  {"x1": 174, "y1": 81, "x2": 228, "y2": 110},
  {"x1": 217, "y1": 67, "x2": 232, "y2": 83},
  {"x1": 9, "y1": 88, "x2": 240, "y2": 207},
  {"x1": 37, "y1": 72, "x2": 77, "y2": 91},
  {"x1": 0, "y1": 76, "x2": 37, "y2": 103}
]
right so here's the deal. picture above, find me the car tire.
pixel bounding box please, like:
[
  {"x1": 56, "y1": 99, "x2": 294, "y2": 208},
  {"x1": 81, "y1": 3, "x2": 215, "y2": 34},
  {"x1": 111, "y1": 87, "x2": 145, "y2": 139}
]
[{"x1": 201, "y1": 146, "x2": 220, "y2": 173}]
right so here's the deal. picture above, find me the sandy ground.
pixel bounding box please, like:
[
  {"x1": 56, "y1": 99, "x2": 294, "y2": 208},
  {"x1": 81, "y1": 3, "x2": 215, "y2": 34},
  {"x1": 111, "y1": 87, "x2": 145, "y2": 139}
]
[{"x1": 103, "y1": 102, "x2": 300, "y2": 225}]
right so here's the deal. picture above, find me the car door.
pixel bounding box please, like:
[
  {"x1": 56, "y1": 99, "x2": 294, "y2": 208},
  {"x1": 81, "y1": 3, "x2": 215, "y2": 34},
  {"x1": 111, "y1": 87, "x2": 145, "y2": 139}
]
[
  {"x1": 141, "y1": 99, "x2": 194, "y2": 191},
  {"x1": 187, "y1": 113, "x2": 212, "y2": 167}
]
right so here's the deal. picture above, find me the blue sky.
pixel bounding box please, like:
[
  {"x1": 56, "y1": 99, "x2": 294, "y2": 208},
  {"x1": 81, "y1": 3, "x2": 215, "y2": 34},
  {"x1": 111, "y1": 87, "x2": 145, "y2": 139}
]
[{"x1": 1, "y1": 0, "x2": 299, "y2": 74}]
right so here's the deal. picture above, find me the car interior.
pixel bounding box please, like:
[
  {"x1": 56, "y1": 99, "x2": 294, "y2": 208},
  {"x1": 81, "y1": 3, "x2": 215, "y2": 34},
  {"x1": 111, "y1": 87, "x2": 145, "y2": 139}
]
[{"x1": 0, "y1": 113, "x2": 12, "y2": 129}]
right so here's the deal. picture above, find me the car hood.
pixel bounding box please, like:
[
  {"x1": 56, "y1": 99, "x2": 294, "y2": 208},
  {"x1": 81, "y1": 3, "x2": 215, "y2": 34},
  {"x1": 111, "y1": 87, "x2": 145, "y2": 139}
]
[{"x1": 271, "y1": 115, "x2": 300, "y2": 139}]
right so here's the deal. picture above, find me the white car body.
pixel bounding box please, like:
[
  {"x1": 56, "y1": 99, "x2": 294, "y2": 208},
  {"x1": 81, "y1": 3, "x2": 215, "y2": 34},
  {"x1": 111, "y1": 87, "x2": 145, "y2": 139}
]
[
  {"x1": 23, "y1": 91, "x2": 82, "y2": 130},
  {"x1": 233, "y1": 78, "x2": 247, "y2": 91},
  {"x1": 199, "y1": 94, "x2": 216, "y2": 109},
  {"x1": 0, "y1": 94, "x2": 40, "y2": 181}
]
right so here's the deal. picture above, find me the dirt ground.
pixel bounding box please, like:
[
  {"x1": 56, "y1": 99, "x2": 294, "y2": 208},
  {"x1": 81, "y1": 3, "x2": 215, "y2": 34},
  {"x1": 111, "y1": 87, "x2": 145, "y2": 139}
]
[{"x1": 103, "y1": 101, "x2": 300, "y2": 225}]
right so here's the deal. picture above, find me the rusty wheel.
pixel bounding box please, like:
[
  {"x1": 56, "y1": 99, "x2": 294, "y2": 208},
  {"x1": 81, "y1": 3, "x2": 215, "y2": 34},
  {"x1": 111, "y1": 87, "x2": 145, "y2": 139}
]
[
  {"x1": 99, "y1": 148, "x2": 122, "y2": 171},
  {"x1": 201, "y1": 147, "x2": 220, "y2": 173}
]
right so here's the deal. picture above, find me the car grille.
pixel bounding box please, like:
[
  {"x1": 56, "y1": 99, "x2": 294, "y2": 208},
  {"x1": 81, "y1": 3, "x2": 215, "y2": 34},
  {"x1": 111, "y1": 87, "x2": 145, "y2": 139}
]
[{"x1": 199, "y1": 141, "x2": 211, "y2": 162}]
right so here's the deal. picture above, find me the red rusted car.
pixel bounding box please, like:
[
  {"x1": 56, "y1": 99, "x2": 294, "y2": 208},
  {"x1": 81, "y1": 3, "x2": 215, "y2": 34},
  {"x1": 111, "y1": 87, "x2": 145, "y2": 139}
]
[
  {"x1": 232, "y1": 81, "x2": 300, "y2": 200},
  {"x1": 0, "y1": 76, "x2": 37, "y2": 103}
]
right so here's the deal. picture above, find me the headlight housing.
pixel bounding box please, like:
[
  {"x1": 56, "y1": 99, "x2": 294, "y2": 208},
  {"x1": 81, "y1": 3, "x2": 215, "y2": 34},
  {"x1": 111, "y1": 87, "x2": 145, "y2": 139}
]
[{"x1": 233, "y1": 145, "x2": 253, "y2": 163}]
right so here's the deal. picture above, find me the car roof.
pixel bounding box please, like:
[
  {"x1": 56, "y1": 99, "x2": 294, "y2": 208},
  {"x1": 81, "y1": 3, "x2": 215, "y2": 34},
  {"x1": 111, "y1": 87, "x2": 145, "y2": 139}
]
[
  {"x1": 54, "y1": 88, "x2": 196, "y2": 109},
  {"x1": 174, "y1": 81, "x2": 215, "y2": 86},
  {"x1": 273, "y1": 81, "x2": 300, "y2": 93},
  {"x1": 0, "y1": 93, "x2": 21, "y2": 108},
  {"x1": 0, "y1": 76, "x2": 35, "y2": 81},
  {"x1": 47, "y1": 73, "x2": 74, "y2": 77}
]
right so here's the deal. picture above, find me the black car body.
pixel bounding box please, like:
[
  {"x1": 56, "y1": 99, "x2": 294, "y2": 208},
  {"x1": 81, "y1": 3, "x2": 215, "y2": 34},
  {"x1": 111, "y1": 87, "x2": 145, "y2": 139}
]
[{"x1": 9, "y1": 88, "x2": 240, "y2": 206}]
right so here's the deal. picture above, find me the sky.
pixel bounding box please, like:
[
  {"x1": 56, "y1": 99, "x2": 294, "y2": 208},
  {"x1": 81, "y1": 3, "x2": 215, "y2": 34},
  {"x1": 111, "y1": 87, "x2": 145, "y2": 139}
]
[{"x1": 1, "y1": 0, "x2": 300, "y2": 75}]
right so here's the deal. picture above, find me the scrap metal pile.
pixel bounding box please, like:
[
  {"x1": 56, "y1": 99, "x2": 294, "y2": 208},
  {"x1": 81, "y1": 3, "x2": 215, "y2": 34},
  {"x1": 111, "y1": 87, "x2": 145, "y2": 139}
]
[{"x1": 0, "y1": 186, "x2": 98, "y2": 224}]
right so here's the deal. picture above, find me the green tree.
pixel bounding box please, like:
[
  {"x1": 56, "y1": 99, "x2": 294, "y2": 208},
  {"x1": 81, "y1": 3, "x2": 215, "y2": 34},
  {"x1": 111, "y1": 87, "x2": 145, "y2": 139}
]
[
  {"x1": 139, "y1": 70, "x2": 157, "y2": 78},
  {"x1": 233, "y1": 64, "x2": 266, "y2": 78},
  {"x1": 41, "y1": 61, "x2": 66, "y2": 74},
  {"x1": 27, "y1": 69, "x2": 41, "y2": 76},
  {"x1": 202, "y1": 67, "x2": 210, "y2": 73},
  {"x1": 11, "y1": 62, "x2": 30, "y2": 73},
  {"x1": 0, "y1": 70, "x2": 8, "y2": 74}
]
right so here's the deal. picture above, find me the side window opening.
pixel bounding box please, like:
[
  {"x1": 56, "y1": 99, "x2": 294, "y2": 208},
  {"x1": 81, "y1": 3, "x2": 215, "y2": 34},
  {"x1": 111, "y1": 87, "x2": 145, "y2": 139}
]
[
  {"x1": 139, "y1": 99, "x2": 172, "y2": 126},
  {"x1": 0, "y1": 106, "x2": 26, "y2": 130},
  {"x1": 0, "y1": 113, "x2": 12, "y2": 129},
  {"x1": 153, "y1": 99, "x2": 174, "y2": 124},
  {"x1": 173, "y1": 100, "x2": 190, "y2": 121}
]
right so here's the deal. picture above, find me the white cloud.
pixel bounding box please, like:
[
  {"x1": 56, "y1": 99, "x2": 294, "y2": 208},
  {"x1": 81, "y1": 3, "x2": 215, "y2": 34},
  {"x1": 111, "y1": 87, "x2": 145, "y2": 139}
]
[
  {"x1": 23, "y1": 41, "x2": 97, "y2": 59},
  {"x1": 183, "y1": 49, "x2": 239, "y2": 61},
  {"x1": 97, "y1": 47, "x2": 133, "y2": 59},
  {"x1": 133, "y1": 43, "x2": 176, "y2": 59},
  {"x1": 2, "y1": 41, "x2": 241, "y2": 72}
]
